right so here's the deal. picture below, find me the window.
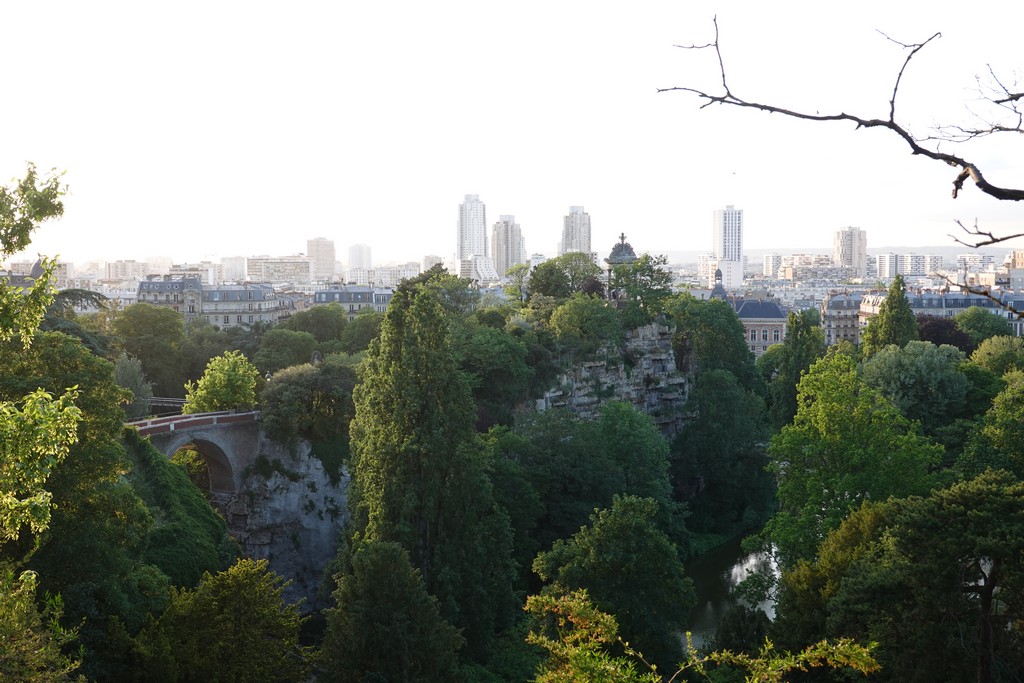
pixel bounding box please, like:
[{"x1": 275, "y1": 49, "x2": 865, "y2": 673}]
[
  {"x1": 248, "y1": 315, "x2": 253, "y2": 323},
  {"x1": 749, "y1": 329, "x2": 756, "y2": 341},
  {"x1": 223, "y1": 316, "x2": 229, "y2": 324},
  {"x1": 773, "y1": 329, "x2": 781, "y2": 342},
  {"x1": 237, "y1": 316, "x2": 243, "y2": 323},
  {"x1": 761, "y1": 329, "x2": 769, "y2": 341}
]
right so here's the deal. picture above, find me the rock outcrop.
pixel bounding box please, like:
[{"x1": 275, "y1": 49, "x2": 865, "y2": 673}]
[
  {"x1": 211, "y1": 436, "x2": 347, "y2": 611},
  {"x1": 535, "y1": 322, "x2": 690, "y2": 436}
]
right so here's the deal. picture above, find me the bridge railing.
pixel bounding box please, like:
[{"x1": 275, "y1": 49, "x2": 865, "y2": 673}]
[{"x1": 128, "y1": 410, "x2": 261, "y2": 437}]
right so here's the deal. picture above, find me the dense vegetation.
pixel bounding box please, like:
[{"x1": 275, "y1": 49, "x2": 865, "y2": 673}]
[{"x1": 7, "y1": 167, "x2": 1024, "y2": 680}]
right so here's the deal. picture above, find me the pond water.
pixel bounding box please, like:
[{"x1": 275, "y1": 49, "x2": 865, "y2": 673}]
[{"x1": 684, "y1": 536, "x2": 777, "y2": 648}]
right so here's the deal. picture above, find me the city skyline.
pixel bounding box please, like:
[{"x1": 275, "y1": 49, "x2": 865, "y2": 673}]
[{"x1": 3, "y1": 2, "x2": 1021, "y2": 266}]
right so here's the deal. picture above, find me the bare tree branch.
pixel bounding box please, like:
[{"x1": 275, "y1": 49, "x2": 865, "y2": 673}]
[
  {"x1": 933, "y1": 273, "x2": 1024, "y2": 319},
  {"x1": 949, "y1": 218, "x2": 1024, "y2": 249},
  {"x1": 660, "y1": 20, "x2": 1024, "y2": 206}
]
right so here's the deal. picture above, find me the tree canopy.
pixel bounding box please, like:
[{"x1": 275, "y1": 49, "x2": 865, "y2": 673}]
[
  {"x1": 860, "y1": 274, "x2": 918, "y2": 358},
  {"x1": 182, "y1": 350, "x2": 260, "y2": 414}
]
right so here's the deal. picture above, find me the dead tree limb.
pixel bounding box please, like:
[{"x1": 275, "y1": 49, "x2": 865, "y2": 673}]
[{"x1": 659, "y1": 18, "x2": 1024, "y2": 205}]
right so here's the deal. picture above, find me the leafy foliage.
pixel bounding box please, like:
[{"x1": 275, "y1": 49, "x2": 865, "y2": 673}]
[
  {"x1": 610, "y1": 253, "x2": 673, "y2": 327},
  {"x1": 320, "y1": 541, "x2": 463, "y2": 682},
  {"x1": 253, "y1": 328, "x2": 317, "y2": 374},
  {"x1": 138, "y1": 558, "x2": 308, "y2": 682},
  {"x1": 765, "y1": 310, "x2": 824, "y2": 429},
  {"x1": 549, "y1": 293, "x2": 622, "y2": 354},
  {"x1": 114, "y1": 353, "x2": 153, "y2": 420},
  {"x1": 0, "y1": 165, "x2": 64, "y2": 348},
  {"x1": 113, "y1": 304, "x2": 187, "y2": 397},
  {"x1": 348, "y1": 283, "x2": 515, "y2": 658},
  {"x1": 778, "y1": 472, "x2": 1024, "y2": 682},
  {"x1": 766, "y1": 352, "x2": 941, "y2": 563},
  {"x1": 0, "y1": 567, "x2": 83, "y2": 682},
  {"x1": 970, "y1": 334, "x2": 1024, "y2": 377},
  {"x1": 671, "y1": 369, "x2": 772, "y2": 536},
  {"x1": 667, "y1": 294, "x2": 757, "y2": 389},
  {"x1": 182, "y1": 350, "x2": 259, "y2": 414},
  {"x1": 954, "y1": 305, "x2": 1013, "y2": 349},
  {"x1": 860, "y1": 340, "x2": 969, "y2": 435},
  {"x1": 526, "y1": 589, "x2": 660, "y2": 683},
  {"x1": 859, "y1": 274, "x2": 918, "y2": 358},
  {"x1": 0, "y1": 388, "x2": 81, "y2": 543},
  {"x1": 529, "y1": 253, "x2": 603, "y2": 300},
  {"x1": 533, "y1": 495, "x2": 695, "y2": 672}
]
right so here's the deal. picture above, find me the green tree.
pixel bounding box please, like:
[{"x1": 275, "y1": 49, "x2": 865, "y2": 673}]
[
  {"x1": 113, "y1": 303, "x2": 187, "y2": 397},
  {"x1": 526, "y1": 589, "x2": 660, "y2": 683},
  {"x1": 533, "y1": 495, "x2": 695, "y2": 673},
  {"x1": 527, "y1": 590, "x2": 877, "y2": 683},
  {"x1": 529, "y1": 253, "x2": 603, "y2": 300},
  {"x1": 253, "y1": 327, "x2": 317, "y2": 374},
  {"x1": 278, "y1": 303, "x2": 347, "y2": 343},
  {"x1": 320, "y1": 541, "x2": 463, "y2": 682},
  {"x1": 859, "y1": 274, "x2": 918, "y2": 358},
  {"x1": 781, "y1": 473, "x2": 1024, "y2": 683},
  {"x1": 969, "y1": 334, "x2": 1024, "y2": 377},
  {"x1": 666, "y1": 294, "x2": 757, "y2": 388},
  {"x1": 766, "y1": 310, "x2": 825, "y2": 429},
  {"x1": 960, "y1": 370, "x2": 1024, "y2": 478},
  {"x1": 549, "y1": 292, "x2": 622, "y2": 353},
  {"x1": 671, "y1": 369, "x2": 772, "y2": 536},
  {"x1": 860, "y1": 340, "x2": 969, "y2": 435},
  {"x1": 115, "y1": 353, "x2": 153, "y2": 420},
  {"x1": 260, "y1": 355, "x2": 357, "y2": 481},
  {"x1": 182, "y1": 350, "x2": 259, "y2": 414},
  {"x1": 490, "y1": 410, "x2": 620, "y2": 574},
  {"x1": 348, "y1": 284, "x2": 515, "y2": 657},
  {"x1": 1, "y1": 388, "x2": 81, "y2": 543},
  {"x1": 955, "y1": 305, "x2": 1013, "y2": 349},
  {"x1": 179, "y1": 318, "x2": 232, "y2": 384},
  {"x1": 337, "y1": 308, "x2": 383, "y2": 354},
  {"x1": 139, "y1": 558, "x2": 307, "y2": 682},
  {"x1": 0, "y1": 164, "x2": 65, "y2": 347},
  {"x1": 504, "y1": 262, "x2": 532, "y2": 303},
  {"x1": 610, "y1": 253, "x2": 673, "y2": 327},
  {"x1": 766, "y1": 352, "x2": 941, "y2": 563},
  {"x1": 458, "y1": 323, "x2": 532, "y2": 428},
  {"x1": 0, "y1": 567, "x2": 82, "y2": 682}
]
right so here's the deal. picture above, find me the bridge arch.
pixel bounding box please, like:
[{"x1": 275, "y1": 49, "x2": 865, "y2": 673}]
[
  {"x1": 133, "y1": 412, "x2": 262, "y2": 494},
  {"x1": 163, "y1": 436, "x2": 236, "y2": 493}
]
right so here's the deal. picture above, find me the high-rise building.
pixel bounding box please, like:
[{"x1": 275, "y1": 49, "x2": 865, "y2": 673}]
[
  {"x1": 307, "y1": 237, "x2": 336, "y2": 282},
  {"x1": 559, "y1": 206, "x2": 591, "y2": 256},
  {"x1": 491, "y1": 215, "x2": 527, "y2": 277},
  {"x1": 833, "y1": 226, "x2": 868, "y2": 277},
  {"x1": 348, "y1": 244, "x2": 372, "y2": 271},
  {"x1": 221, "y1": 256, "x2": 247, "y2": 282},
  {"x1": 456, "y1": 194, "x2": 487, "y2": 264},
  {"x1": 712, "y1": 205, "x2": 743, "y2": 289},
  {"x1": 876, "y1": 253, "x2": 898, "y2": 279},
  {"x1": 763, "y1": 253, "x2": 783, "y2": 278}
]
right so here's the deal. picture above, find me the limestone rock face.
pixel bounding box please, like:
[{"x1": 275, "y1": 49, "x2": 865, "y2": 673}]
[
  {"x1": 211, "y1": 436, "x2": 348, "y2": 611},
  {"x1": 535, "y1": 322, "x2": 690, "y2": 436}
]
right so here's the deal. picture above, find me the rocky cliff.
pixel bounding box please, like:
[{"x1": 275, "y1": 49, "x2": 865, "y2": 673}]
[
  {"x1": 535, "y1": 322, "x2": 690, "y2": 435},
  {"x1": 211, "y1": 436, "x2": 347, "y2": 611}
]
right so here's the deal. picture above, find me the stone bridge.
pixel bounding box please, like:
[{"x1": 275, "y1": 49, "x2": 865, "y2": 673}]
[{"x1": 129, "y1": 411, "x2": 263, "y2": 493}]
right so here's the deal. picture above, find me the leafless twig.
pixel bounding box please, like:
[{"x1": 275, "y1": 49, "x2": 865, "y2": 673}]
[
  {"x1": 933, "y1": 273, "x2": 1024, "y2": 319},
  {"x1": 660, "y1": 20, "x2": 1024, "y2": 205},
  {"x1": 949, "y1": 218, "x2": 1024, "y2": 249}
]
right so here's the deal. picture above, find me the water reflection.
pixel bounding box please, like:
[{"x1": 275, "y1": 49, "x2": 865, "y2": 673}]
[{"x1": 684, "y1": 536, "x2": 777, "y2": 648}]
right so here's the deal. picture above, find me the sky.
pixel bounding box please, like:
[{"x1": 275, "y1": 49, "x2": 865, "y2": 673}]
[{"x1": 3, "y1": 1, "x2": 1022, "y2": 267}]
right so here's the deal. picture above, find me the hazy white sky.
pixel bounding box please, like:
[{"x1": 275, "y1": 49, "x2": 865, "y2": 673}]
[{"x1": 3, "y1": 1, "x2": 1022, "y2": 267}]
